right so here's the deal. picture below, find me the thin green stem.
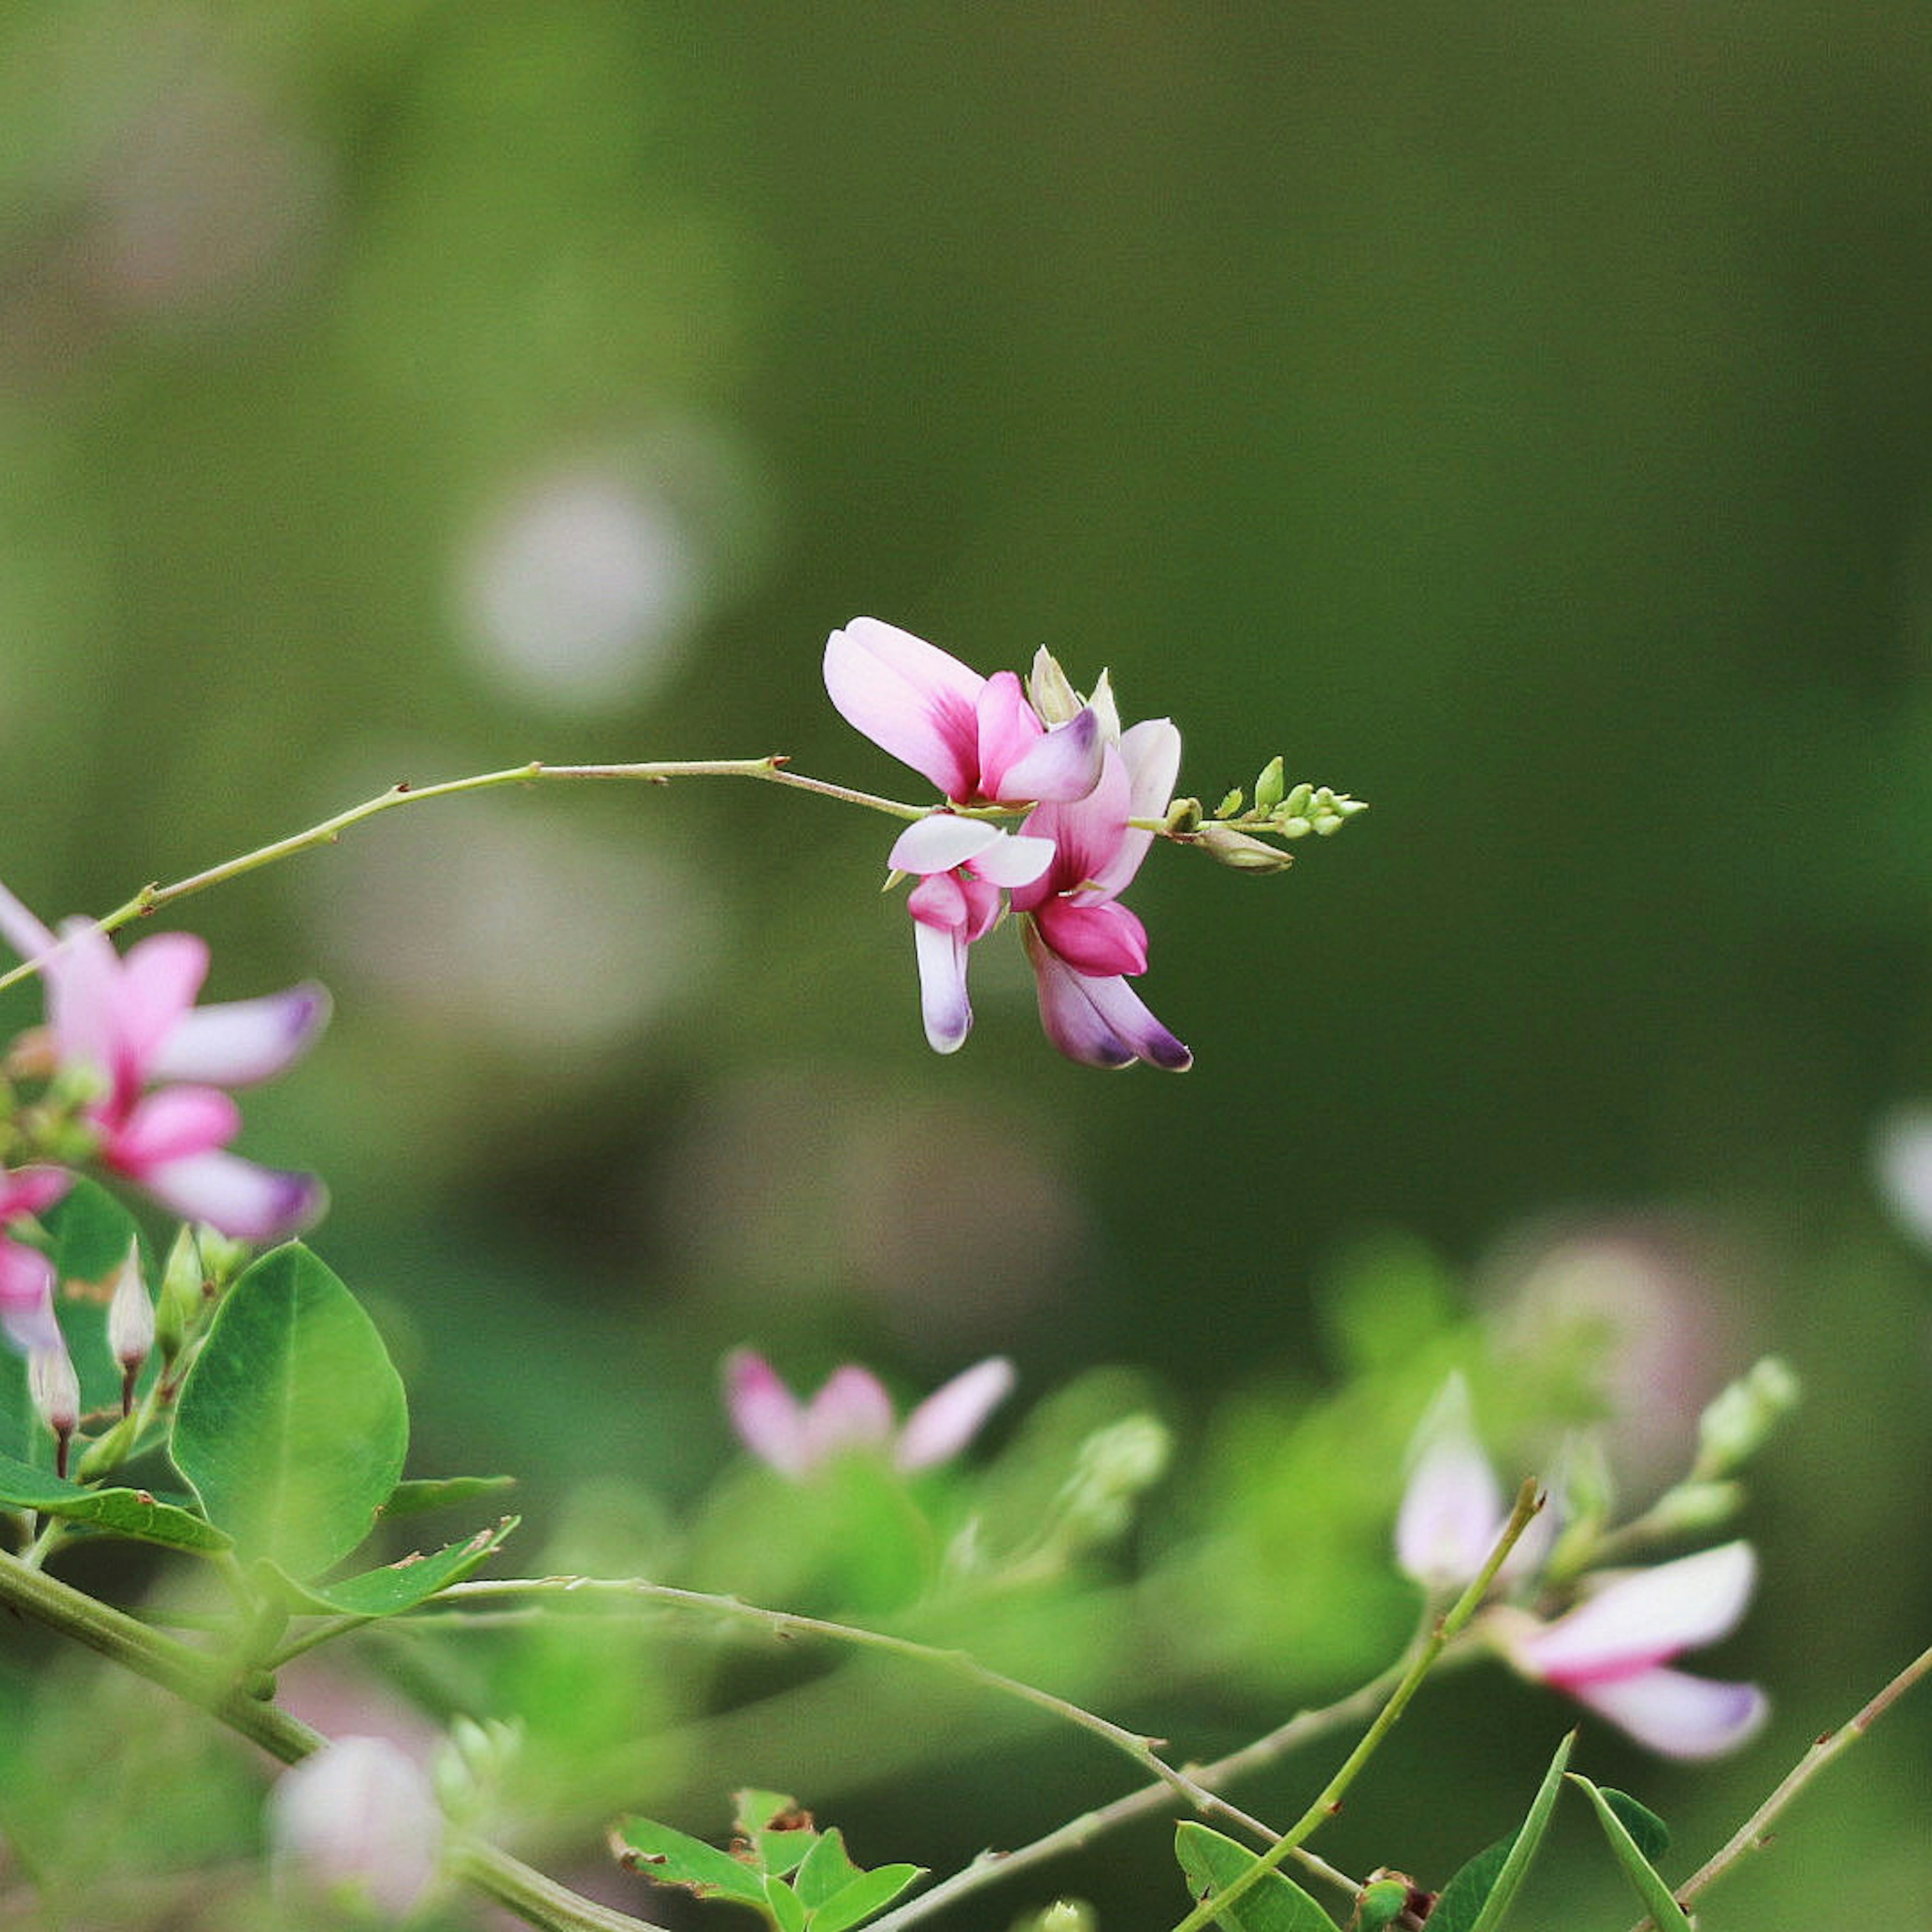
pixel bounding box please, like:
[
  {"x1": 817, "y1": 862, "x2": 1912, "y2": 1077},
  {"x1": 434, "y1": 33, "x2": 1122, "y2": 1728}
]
[
  {"x1": 435, "y1": 1575, "x2": 1214, "y2": 1811},
  {"x1": 0, "y1": 758, "x2": 938, "y2": 994},
  {"x1": 1169, "y1": 1481, "x2": 1543, "y2": 1932},
  {"x1": 1626, "y1": 1637, "x2": 1932, "y2": 1932}
]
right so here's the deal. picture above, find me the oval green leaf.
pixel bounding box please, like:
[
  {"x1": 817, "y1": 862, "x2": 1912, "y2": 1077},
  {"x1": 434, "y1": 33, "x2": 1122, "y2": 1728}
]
[
  {"x1": 172, "y1": 1244, "x2": 408, "y2": 1580},
  {"x1": 1174, "y1": 1824, "x2": 1334, "y2": 1932}
]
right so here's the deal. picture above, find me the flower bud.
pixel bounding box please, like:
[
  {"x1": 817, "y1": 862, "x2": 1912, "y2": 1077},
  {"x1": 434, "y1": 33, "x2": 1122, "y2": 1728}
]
[
  {"x1": 154, "y1": 1226, "x2": 206, "y2": 1361},
  {"x1": 1032, "y1": 1904, "x2": 1094, "y2": 1932},
  {"x1": 1163, "y1": 796, "x2": 1203, "y2": 836},
  {"x1": 28, "y1": 1339, "x2": 78, "y2": 1439},
  {"x1": 269, "y1": 1737, "x2": 443, "y2": 1920},
  {"x1": 1643, "y1": 1478, "x2": 1744, "y2": 1536},
  {"x1": 1026, "y1": 648, "x2": 1083, "y2": 726},
  {"x1": 1196, "y1": 825, "x2": 1295, "y2": 874},
  {"x1": 107, "y1": 1239, "x2": 154, "y2": 1371},
  {"x1": 1254, "y1": 755, "x2": 1286, "y2": 814},
  {"x1": 1695, "y1": 1355, "x2": 1800, "y2": 1476}
]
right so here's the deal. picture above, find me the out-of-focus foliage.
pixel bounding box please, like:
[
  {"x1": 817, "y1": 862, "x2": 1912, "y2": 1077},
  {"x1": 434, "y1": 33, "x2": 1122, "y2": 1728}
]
[{"x1": 6, "y1": 2, "x2": 1932, "y2": 1926}]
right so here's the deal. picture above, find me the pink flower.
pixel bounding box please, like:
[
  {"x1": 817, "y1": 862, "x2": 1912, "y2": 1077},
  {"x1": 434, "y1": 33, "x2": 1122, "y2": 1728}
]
[
  {"x1": 1392, "y1": 1376, "x2": 1765, "y2": 1758},
  {"x1": 268, "y1": 1736, "x2": 443, "y2": 1918},
  {"x1": 0, "y1": 881, "x2": 329, "y2": 1242},
  {"x1": 725, "y1": 1349, "x2": 1015, "y2": 1479},
  {"x1": 0, "y1": 1165, "x2": 71, "y2": 1354},
  {"x1": 825, "y1": 618, "x2": 1104, "y2": 1054},
  {"x1": 1498, "y1": 1543, "x2": 1768, "y2": 1759},
  {"x1": 1009, "y1": 722, "x2": 1192, "y2": 1071}
]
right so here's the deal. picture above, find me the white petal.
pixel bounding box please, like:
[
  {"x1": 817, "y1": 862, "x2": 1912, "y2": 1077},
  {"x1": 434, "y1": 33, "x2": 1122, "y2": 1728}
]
[
  {"x1": 890, "y1": 814, "x2": 1004, "y2": 876},
  {"x1": 1566, "y1": 1667, "x2": 1769, "y2": 1759},
  {"x1": 1395, "y1": 1374, "x2": 1508, "y2": 1589},
  {"x1": 912, "y1": 920, "x2": 973, "y2": 1053},
  {"x1": 1519, "y1": 1542, "x2": 1757, "y2": 1682},
  {"x1": 148, "y1": 983, "x2": 332, "y2": 1087},
  {"x1": 968, "y1": 832, "x2": 1056, "y2": 888}
]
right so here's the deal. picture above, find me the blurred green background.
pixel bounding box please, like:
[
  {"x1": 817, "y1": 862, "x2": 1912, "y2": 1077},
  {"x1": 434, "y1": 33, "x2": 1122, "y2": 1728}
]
[{"x1": 5, "y1": 3, "x2": 1932, "y2": 1926}]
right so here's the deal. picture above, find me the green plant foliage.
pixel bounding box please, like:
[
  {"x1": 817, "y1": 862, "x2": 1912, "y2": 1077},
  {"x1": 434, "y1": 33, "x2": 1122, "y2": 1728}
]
[
  {"x1": 1425, "y1": 1730, "x2": 1573, "y2": 1932},
  {"x1": 378, "y1": 1473, "x2": 517, "y2": 1521},
  {"x1": 1172, "y1": 1824, "x2": 1336, "y2": 1931},
  {"x1": 41, "y1": 1180, "x2": 149, "y2": 1414},
  {"x1": 171, "y1": 1244, "x2": 407, "y2": 1579},
  {"x1": 269, "y1": 1517, "x2": 518, "y2": 1616},
  {"x1": 0, "y1": 1450, "x2": 230, "y2": 1552},
  {"x1": 1566, "y1": 1775, "x2": 1692, "y2": 1931},
  {"x1": 613, "y1": 1793, "x2": 923, "y2": 1930}
]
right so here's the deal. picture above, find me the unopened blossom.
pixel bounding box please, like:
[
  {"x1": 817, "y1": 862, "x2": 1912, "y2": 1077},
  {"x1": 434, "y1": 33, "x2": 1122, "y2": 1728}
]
[
  {"x1": 0, "y1": 1165, "x2": 71, "y2": 1353},
  {"x1": 1496, "y1": 1543, "x2": 1768, "y2": 1759},
  {"x1": 268, "y1": 1735, "x2": 443, "y2": 1919},
  {"x1": 1010, "y1": 723, "x2": 1191, "y2": 1070},
  {"x1": 726, "y1": 1349, "x2": 1015, "y2": 1479},
  {"x1": 825, "y1": 618, "x2": 1102, "y2": 1053},
  {"x1": 1394, "y1": 1372, "x2": 1552, "y2": 1589},
  {"x1": 0, "y1": 880, "x2": 328, "y2": 1242}
]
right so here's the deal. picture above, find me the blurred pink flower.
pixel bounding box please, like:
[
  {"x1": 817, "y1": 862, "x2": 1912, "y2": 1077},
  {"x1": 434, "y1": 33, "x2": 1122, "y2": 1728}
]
[
  {"x1": 0, "y1": 881, "x2": 329, "y2": 1241},
  {"x1": 268, "y1": 1735, "x2": 442, "y2": 1918},
  {"x1": 1498, "y1": 1543, "x2": 1767, "y2": 1759},
  {"x1": 0, "y1": 1166, "x2": 71, "y2": 1353},
  {"x1": 1010, "y1": 723, "x2": 1191, "y2": 1070},
  {"x1": 725, "y1": 1349, "x2": 1015, "y2": 1478}
]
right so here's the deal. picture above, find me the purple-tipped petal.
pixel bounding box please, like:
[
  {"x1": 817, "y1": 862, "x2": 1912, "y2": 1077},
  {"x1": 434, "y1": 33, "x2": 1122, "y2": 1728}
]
[
  {"x1": 891, "y1": 814, "x2": 1007, "y2": 877},
  {"x1": 896, "y1": 1356, "x2": 1016, "y2": 1470},
  {"x1": 1395, "y1": 1373, "x2": 1509, "y2": 1589},
  {"x1": 1517, "y1": 1542, "x2": 1758, "y2": 1685},
  {"x1": 801, "y1": 1365, "x2": 896, "y2": 1465},
  {"x1": 1564, "y1": 1666, "x2": 1769, "y2": 1760},
  {"x1": 138, "y1": 1151, "x2": 327, "y2": 1242},
  {"x1": 112, "y1": 1087, "x2": 242, "y2": 1170},
  {"x1": 725, "y1": 1350, "x2": 812, "y2": 1476},
  {"x1": 1032, "y1": 898, "x2": 1148, "y2": 977},
  {"x1": 991, "y1": 700, "x2": 1105, "y2": 806},
  {"x1": 149, "y1": 981, "x2": 331, "y2": 1087},
  {"x1": 824, "y1": 618, "x2": 985, "y2": 801},
  {"x1": 912, "y1": 920, "x2": 974, "y2": 1053},
  {"x1": 1025, "y1": 932, "x2": 1190, "y2": 1070}
]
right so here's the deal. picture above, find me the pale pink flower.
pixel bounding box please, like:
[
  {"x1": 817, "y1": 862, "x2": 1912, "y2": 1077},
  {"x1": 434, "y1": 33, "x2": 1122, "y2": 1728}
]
[
  {"x1": 1009, "y1": 722, "x2": 1191, "y2": 1070},
  {"x1": 825, "y1": 618, "x2": 1103, "y2": 1054},
  {"x1": 1498, "y1": 1543, "x2": 1768, "y2": 1759},
  {"x1": 0, "y1": 880, "x2": 329, "y2": 1241},
  {"x1": 725, "y1": 1349, "x2": 1015, "y2": 1479},
  {"x1": 0, "y1": 1165, "x2": 72, "y2": 1354},
  {"x1": 268, "y1": 1735, "x2": 443, "y2": 1918},
  {"x1": 1393, "y1": 1377, "x2": 1765, "y2": 1758}
]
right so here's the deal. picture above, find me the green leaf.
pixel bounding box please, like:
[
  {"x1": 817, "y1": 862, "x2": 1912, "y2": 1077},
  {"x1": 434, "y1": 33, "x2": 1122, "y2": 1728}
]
[
  {"x1": 757, "y1": 1829, "x2": 819, "y2": 1880},
  {"x1": 611, "y1": 1816, "x2": 767, "y2": 1908},
  {"x1": 809, "y1": 1864, "x2": 927, "y2": 1932},
  {"x1": 270, "y1": 1519, "x2": 518, "y2": 1617},
  {"x1": 735, "y1": 1789, "x2": 806, "y2": 1836},
  {"x1": 1566, "y1": 1776, "x2": 1693, "y2": 1932},
  {"x1": 766, "y1": 1873, "x2": 810, "y2": 1932},
  {"x1": 1427, "y1": 1731, "x2": 1574, "y2": 1932},
  {"x1": 1173, "y1": 1824, "x2": 1334, "y2": 1931},
  {"x1": 171, "y1": 1245, "x2": 408, "y2": 1579},
  {"x1": 1598, "y1": 1788, "x2": 1670, "y2": 1863},
  {"x1": 0, "y1": 1448, "x2": 231, "y2": 1552},
  {"x1": 795, "y1": 1828, "x2": 866, "y2": 1910},
  {"x1": 378, "y1": 1474, "x2": 517, "y2": 1521}
]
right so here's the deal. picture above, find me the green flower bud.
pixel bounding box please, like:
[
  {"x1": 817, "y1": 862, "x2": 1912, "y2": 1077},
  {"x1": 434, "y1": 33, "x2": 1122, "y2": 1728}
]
[
  {"x1": 1215, "y1": 788, "x2": 1245, "y2": 818},
  {"x1": 1644, "y1": 1478, "x2": 1745, "y2": 1536},
  {"x1": 1695, "y1": 1356, "x2": 1800, "y2": 1477},
  {"x1": 1254, "y1": 755, "x2": 1286, "y2": 814},
  {"x1": 154, "y1": 1225, "x2": 205, "y2": 1361},
  {"x1": 1163, "y1": 796, "x2": 1203, "y2": 836},
  {"x1": 1197, "y1": 824, "x2": 1295, "y2": 873},
  {"x1": 1352, "y1": 1877, "x2": 1417, "y2": 1930}
]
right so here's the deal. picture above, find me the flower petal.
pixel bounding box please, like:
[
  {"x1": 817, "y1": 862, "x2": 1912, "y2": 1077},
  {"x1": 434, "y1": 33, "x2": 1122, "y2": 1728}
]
[
  {"x1": 115, "y1": 932, "x2": 212, "y2": 1068},
  {"x1": 1033, "y1": 898, "x2": 1149, "y2": 977},
  {"x1": 147, "y1": 982, "x2": 331, "y2": 1087},
  {"x1": 967, "y1": 832, "x2": 1056, "y2": 889},
  {"x1": 912, "y1": 919, "x2": 974, "y2": 1053},
  {"x1": 136, "y1": 1151, "x2": 327, "y2": 1242},
  {"x1": 824, "y1": 618, "x2": 985, "y2": 800},
  {"x1": 890, "y1": 815, "x2": 1006, "y2": 877},
  {"x1": 801, "y1": 1365, "x2": 896, "y2": 1465},
  {"x1": 0, "y1": 879, "x2": 58, "y2": 971},
  {"x1": 1395, "y1": 1373, "x2": 1509, "y2": 1589},
  {"x1": 0, "y1": 1165, "x2": 74, "y2": 1221},
  {"x1": 1517, "y1": 1542, "x2": 1758, "y2": 1685},
  {"x1": 1025, "y1": 930, "x2": 1191, "y2": 1071},
  {"x1": 973, "y1": 671, "x2": 1049, "y2": 799},
  {"x1": 996, "y1": 705, "x2": 1104, "y2": 804},
  {"x1": 896, "y1": 1356, "x2": 1016, "y2": 1470},
  {"x1": 1564, "y1": 1666, "x2": 1769, "y2": 1760},
  {"x1": 1086, "y1": 717, "x2": 1180, "y2": 898},
  {"x1": 725, "y1": 1349, "x2": 811, "y2": 1476},
  {"x1": 0, "y1": 1238, "x2": 58, "y2": 1354},
  {"x1": 41, "y1": 918, "x2": 127, "y2": 1090},
  {"x1": 111, "y1": 1087, "x2": 242, "y2": 1172}
]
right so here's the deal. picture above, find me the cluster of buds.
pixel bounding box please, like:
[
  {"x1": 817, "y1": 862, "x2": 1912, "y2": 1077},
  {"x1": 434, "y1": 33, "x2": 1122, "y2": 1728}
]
[
  {"x1": 1163, "y1": 756, "x2": 1366, "y2": 875},
  {"x1": 0, "y1": 876, "x2": 327, "y2": 1457},
  {"x1": 1395, "y1": 1370, "x2": 1790, "y2": 1759}
]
